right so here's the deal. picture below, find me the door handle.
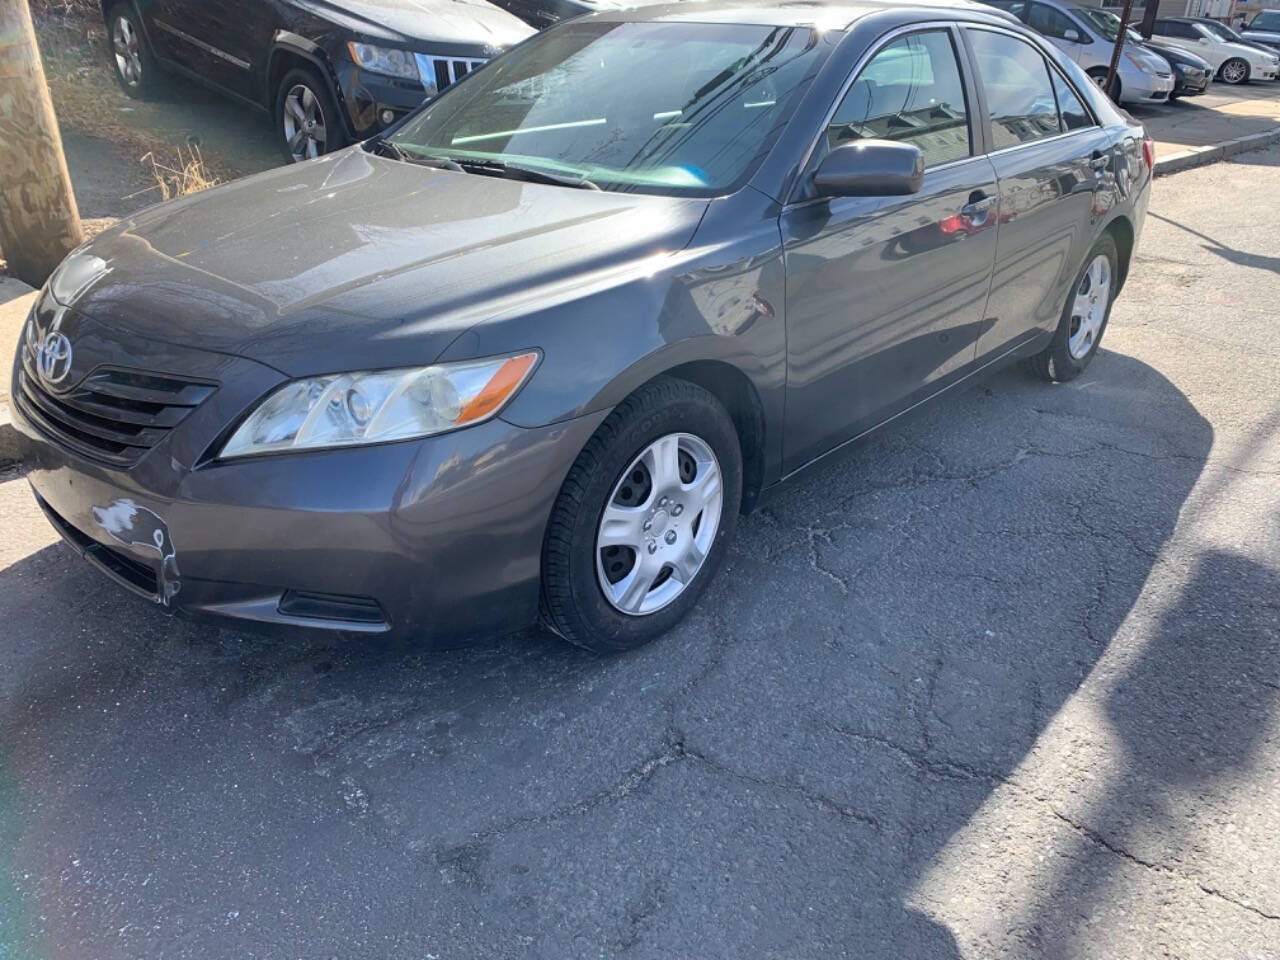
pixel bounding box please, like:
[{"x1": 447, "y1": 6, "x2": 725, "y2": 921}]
[
  {"x1": 960, "y1": 192, "x2": 996, "y2": 223},
  {"x1": 1090, "y1": 151, "x2": 1110, "y2": 175}
]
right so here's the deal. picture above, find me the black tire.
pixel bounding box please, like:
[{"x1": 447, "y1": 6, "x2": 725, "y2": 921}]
[
  {"x1": 1024, "y1": 233, "x2": 1119, "y2": 383},
  {"x1": 274, "y1": 66, "x2": 349, "y2": 164},
  {"x1": 541, "y1": 377, "x2": 743, "y2": 654},
  {"x1": 1219, "y1": 57, "x2": 1250, "y2": 85},
  {"x1": 107, "y1": 3, "x2": 158, "y2": 99},
  {"x1": 1087, "y1": 68, "x2": 1121, "y2": 103}
]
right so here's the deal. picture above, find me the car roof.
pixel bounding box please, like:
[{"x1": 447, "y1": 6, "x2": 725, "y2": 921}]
[{"x1": 589, "y1": 0, "x2": 1011, "y2": 29}]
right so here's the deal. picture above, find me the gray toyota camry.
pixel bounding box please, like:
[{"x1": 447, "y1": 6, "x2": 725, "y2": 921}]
[{"x1": 14, "y1": 0, "x2": 1151, "y2": 652}]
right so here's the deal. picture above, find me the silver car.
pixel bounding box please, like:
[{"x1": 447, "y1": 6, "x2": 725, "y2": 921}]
[{"x1": 982, "y1": 1, "x2": 1175, "y2": 103}]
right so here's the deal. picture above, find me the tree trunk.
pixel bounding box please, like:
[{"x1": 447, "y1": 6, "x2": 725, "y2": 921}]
[{"x1": 0, "y1": 0, "x2": 84, "y2": 287}]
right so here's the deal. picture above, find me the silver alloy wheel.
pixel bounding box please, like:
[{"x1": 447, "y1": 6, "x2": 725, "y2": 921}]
[
  {"x1": 1068, "y1": 254, "x2": 1111, "y2": 361},
  {"x1": 596, "y1": 432, "x2": 723, "y2": 616},
  {"x1": 1221, "y1": 59, "x2": 1248, "y2": 84},
  {"x1": 282, "y1": 84, "x2": 327, "y2": 161},
  {"x1": 112, "y1": 15, "x2": 143, "y2": 88}
]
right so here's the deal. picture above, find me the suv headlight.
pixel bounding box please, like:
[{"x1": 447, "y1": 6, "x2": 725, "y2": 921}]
[
  {"x1": 219, "y1": 352, "x2": 539, "y2": 459},
  {"x1": 348, "y1": 42, "x2": 419, "y2": 81}
]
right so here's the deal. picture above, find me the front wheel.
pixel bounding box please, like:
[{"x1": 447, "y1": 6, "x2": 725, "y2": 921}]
[
  {"x1": 1088, "y1": 68, "x2": 1121, "y2": 102},
  {"x1": 541, "y1": 378, "x2": 743, "y2": 654},
  {"x1": 107, "y1": 4, "x2": 157, "y2": 98},
  {"x1": 1219, "y1": 58, "x2": 1250, "y2": 85},
  {"x1": 274, "y1": 67, "x2": 348, "y2": 163},
  {"x1": 1024, "y1": 234, "x2": 1118, "y2": 383}
]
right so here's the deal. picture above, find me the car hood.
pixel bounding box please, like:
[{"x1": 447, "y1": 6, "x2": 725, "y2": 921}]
[
  {"x1": 57, "y1": 149, "x2": 710, "y2": 376},
  {"x1": 1220, "y1": 39, "x2": 1276, "y2": 62},
  {"x1": 1243, "y1": 28, "x2": 1280, "y2": 43},
  {"x1": 292, "y1": 0, "x2": 533, "y2": 48}
]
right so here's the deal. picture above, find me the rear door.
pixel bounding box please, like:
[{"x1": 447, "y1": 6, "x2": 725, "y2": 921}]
[
  {"x1": 963, "y1": 25, "x2": 1112, "y2": 359},
  {"x1": 781, "y1": 26, "x2": 999, "y2": 470}
]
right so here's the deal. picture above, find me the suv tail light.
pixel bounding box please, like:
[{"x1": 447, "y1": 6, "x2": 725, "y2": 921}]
[{"x1": 1142, "y1": 136, "x2": 1155, "y2": 173}]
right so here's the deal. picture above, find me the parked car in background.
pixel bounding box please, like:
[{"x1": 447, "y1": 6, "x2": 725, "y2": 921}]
[
  {"x1": 1150, "y1": 18, "x2": 1279, "y2": 84},
  {"x1": 18, "y1": 1, "x2": 1153, "y2": 652},
  {"x1": 102, "y1": 0, "x2": 534, "y2": 163},
  {"x1": 1186, "y1": 15, "x2": 1280, "y2": 59},
  {"x1": 980, "y1": 1, "x2": 1175, "y2": 103},
  {"x1": 1242, "y1": 10, "x2": 1280, "y2": 52},
  {"x1": 488, "y1": 0, "x2": 613, "y2": 29},
  {"x1": 1133, "y1": 30, "x2": 1214, "y2": 98}
]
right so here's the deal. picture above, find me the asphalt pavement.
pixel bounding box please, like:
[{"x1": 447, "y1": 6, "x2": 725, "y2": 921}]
[{"x1": 1, "y1": 148, "x2": 1279, "y2": 959}]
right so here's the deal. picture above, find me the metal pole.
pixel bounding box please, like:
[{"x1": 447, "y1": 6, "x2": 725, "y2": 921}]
[
  {"x1": 1105, "y1": 0, "x2": 1137, "y2": 100},
  {"x1": 0, "y1": 0, "x2": 84, "y2": 287}
]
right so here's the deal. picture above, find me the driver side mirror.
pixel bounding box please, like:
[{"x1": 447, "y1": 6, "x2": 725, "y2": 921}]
[
  {"x1": 812, "y1": 141, "x2": 925, "y2": 198},
  {"x1": 1063, "y1": 28, "x2": 1081, "y2": 42}
]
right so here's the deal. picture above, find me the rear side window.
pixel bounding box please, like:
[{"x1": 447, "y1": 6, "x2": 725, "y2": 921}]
[
  {"x1": 968, "y1": 30, "x2": 1061, "y2": 149},
  {"x1": 1052, "y1": 71, "x2": 1091, "y2": 131},
  {"x1": 826, "y1": 30, "x2": 972, "y2": 168}
]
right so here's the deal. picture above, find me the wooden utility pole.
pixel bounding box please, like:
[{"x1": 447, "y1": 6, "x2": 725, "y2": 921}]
[
  {"x1": 1104, "y1": 0, "x2": 1137, "y2": 100},
  {"x1": 0, "y1": 0, "x2": 84, "y2": 287}
]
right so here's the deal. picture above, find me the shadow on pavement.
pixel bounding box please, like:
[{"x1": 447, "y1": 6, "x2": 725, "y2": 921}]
[
  {"x1": 0, "y1": 350, "x2": 1213, "y2": 957},
  {"x1": 1023, "y1": 548, "x2": 1280, "y2": 956}
]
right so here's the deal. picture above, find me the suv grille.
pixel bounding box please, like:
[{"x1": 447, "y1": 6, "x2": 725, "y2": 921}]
[
  {"x1": 414, "y1": 53, "x2": 486, "y2": 93},
  {"x1": 16, "y1": 354, "x2": 216, "y2": 467}
]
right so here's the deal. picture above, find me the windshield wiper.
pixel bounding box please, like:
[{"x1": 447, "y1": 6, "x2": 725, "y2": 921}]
[
  {"x1": 367, "y1": 139, "x2": 464, "y2": 172},
  {"x1": 455, "y1": 158, "x2": 600, "y2": 191}
]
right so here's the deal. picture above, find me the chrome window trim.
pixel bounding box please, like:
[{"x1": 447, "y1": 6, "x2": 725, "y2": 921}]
[
  {"x1": 153, "y1": 19, "x2": 251, "y2": 70},
  {"x1": 789, "y1": 21, "x2": 977, "y2": 203}
]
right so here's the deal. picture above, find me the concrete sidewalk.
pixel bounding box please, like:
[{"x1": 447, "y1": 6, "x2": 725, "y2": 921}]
[{"x1": 1136, "y1": 83, "x2": 1280, "y2": 174}]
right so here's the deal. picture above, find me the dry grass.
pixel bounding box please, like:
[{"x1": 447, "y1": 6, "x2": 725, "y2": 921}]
[{"x1": 135, "y1": 146, "x2": 220, "y2": 201}]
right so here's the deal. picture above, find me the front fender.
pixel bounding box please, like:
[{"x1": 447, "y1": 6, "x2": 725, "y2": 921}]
[{"x1": 440, "y1": 189, "x2": 789, "y2": 487}]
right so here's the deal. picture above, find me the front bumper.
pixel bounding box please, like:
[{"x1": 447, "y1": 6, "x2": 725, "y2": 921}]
[
  {"x1": 13, "y1": 299, "x2": 606, "y2": 642},
  {"x1": 1121, "y1": 72, "x2": 1175, "y2": 103}
]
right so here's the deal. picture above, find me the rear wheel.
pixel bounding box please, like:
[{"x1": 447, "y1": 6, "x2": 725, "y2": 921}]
[
  {"x1": 107, "y1": 4, "x2": 157, "y2": 98},
  {"x1": 275, "y1": 67, "x2": 348, "y2": 163},
  {"x1": 541, "y1": 378, "x2": 743, "y2": 654},
  {"x1": 1024, "y1": 234, "x2": 1118, "y2": 383},
  {"x1": 1219, "y1": 58, "x2": 1250, "y2": 85}
]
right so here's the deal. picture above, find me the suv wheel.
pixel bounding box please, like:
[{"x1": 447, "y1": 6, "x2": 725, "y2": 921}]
[
  {"x1": 108, "y1": 4, "x2": 156, "y2": 98},
  {"x1": 1024, "y1": 234, "x2": 1119, "y2": 383},
  {"x1": 275, "y1": 67, "x2": 348, "y2": 163},
  {"x1": 541, "y1": 378, "x2": 743, "y2": 654}
]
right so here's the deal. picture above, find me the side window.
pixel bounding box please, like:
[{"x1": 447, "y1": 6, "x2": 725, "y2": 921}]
[
  {"x1": 1028, "y1": 3, "x2": 1082, "y2": 41},
  {"x1": 826, "y1": 30, "x2": 972, "y2": 168},
  {"x1": 968, "y1": 30, "x2": 1062, "y2": 149},
  {"x1": 1052, "y1": 71, "x2": 1091, "y2": 131}
]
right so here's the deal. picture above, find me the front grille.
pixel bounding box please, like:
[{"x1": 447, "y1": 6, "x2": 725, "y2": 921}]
[
  {"x1": 414, "y1": 53, "x2": 486, "y2": 93},
  {"x1": 17, "y1": 351, "x2": 216, "y2": 466}
]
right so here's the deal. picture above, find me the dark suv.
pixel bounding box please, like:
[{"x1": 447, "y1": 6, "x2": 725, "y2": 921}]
[{"x1": 102, "y1": 0, "x2": 534, "y2": 162}]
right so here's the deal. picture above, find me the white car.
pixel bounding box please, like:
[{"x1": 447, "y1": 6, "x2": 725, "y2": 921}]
[{"x1": 1151, "y1": 18, "x2": 1280, "y2": 84}]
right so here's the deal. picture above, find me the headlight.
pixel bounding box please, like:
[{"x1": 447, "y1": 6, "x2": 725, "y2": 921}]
[
  {"x1": 1124, "y1": 50, "x2": 1157, "y2": 75},
  {"x1": 347, "y1": 42, "x2": 419, "y2": 81},
  {"x1": 219, "y1": 352, "x2": 539, "y2": 459}
]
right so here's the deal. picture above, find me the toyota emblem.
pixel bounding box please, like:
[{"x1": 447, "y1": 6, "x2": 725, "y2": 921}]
[{"x1": 36, "y1": 331, "x2": 74, "y2": 386}]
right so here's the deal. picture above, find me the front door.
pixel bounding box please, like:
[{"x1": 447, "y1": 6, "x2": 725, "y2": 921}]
[{"x1": 781, "y1": 27, "x2": 998, "y2": 472}]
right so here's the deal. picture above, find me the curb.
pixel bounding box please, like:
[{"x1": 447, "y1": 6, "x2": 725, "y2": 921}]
[{"x1": 1154, "y1": 126, "x2": 1280, "y2": 177}]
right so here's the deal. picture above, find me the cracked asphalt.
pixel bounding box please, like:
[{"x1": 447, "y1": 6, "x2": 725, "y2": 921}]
[{"x1": 2, "y1": 147, "x2": 1279, "y2": 960}]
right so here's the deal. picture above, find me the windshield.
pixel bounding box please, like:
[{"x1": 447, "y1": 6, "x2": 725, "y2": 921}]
[
  {"x1": 1076, "y1": 8, "x2": 1125, "y2": 41},
  {"x1": 1200, "y1": 20, "x2": 1240, "y2": 40},
  {"x1": 1253, "y1": 12, "x2": 1280, "y2": 30},
  {"x1": 388, "y1": 20, "x2": 826, "y2": 196}
]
